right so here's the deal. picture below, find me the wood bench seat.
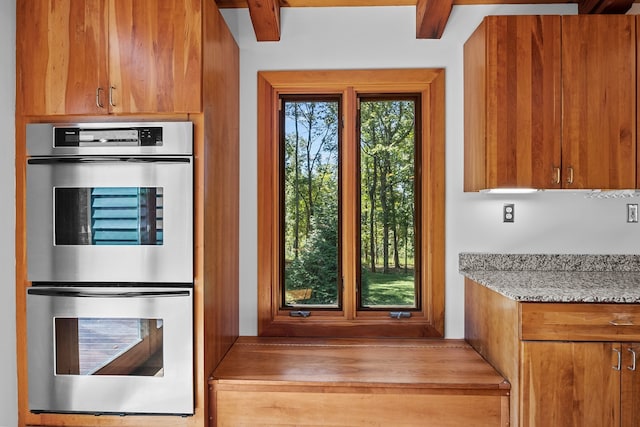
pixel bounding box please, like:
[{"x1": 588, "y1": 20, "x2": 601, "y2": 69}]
[{"x1": 209, "y1": 337, "x2": 510, "y2": 426}]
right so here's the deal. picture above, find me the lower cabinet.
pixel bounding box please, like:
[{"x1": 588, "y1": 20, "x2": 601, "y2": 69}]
[
  {"x1": 521, "y1": 342, "x2": 639, "y2": 426},
  {"x1": 465, "y1": 278, "x2": 640, "y2": 427}
]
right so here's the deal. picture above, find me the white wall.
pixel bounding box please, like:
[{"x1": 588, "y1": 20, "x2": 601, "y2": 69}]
[
  {"x1": 222, "y1": 3, "x2": 640, "y2": 338},
  {"x1": 1, "y1": 0, "x2": 17, "y2": 425}
]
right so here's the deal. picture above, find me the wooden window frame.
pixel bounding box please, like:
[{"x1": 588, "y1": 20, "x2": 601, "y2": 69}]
[{"x1": 257, "y1": 69, "x2": 445, "y2": 338}]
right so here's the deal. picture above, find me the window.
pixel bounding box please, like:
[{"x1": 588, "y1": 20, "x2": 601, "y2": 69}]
[{"x1": 258, "y1": 70, "x2": 445, "y2": 338}]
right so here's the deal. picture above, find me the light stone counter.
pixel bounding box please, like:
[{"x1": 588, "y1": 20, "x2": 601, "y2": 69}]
[{"x1": 459, "y1": 253, "x2": 640, "y2": 303}]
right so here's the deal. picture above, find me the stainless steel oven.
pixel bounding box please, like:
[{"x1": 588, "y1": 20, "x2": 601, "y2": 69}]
[
  {"x1": 27, "y1": 285, "x2": 193, "y2": 415},
  {"x1": 26, "y1": 121, "x2": 193, "y2": 283},
  {"x1": 25, "y1": 121, "x2": 195, "y2": 416}
]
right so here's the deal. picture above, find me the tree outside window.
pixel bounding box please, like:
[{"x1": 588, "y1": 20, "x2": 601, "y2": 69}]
[{"x1": 257, "y1": 69, "x2": 445, "y2": 338}]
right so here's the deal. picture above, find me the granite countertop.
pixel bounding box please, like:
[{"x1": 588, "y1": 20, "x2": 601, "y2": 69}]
[{"x1": 459, "y1": 253, "x2": 640, "y2": 303}]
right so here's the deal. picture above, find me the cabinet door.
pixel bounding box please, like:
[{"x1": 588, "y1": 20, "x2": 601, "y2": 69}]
[
  {"x1": 521, "y1": 341, "x2": 621, "y2": 427},
  {"x1": 561, "y1": 15, "x2": 636, "y2": 189},
  {"x1": 108, "y1": 0, "x2": 202, "y2": 114},
  {"x1": 622, "y1": 343, "x2": 640, "y2": 427},
  {"x1": 464, "y1": 15, "x2": 562, "y2": 191},
  {"x1": 17, "y1": 0, "x2": 108, "y2": 115}
]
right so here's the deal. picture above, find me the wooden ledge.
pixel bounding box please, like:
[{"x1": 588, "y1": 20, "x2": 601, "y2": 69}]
[{"x1": 211, "y1": 336, "x2": 509, "y2": 392}]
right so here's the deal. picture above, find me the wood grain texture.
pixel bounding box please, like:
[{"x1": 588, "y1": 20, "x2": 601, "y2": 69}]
[
  {"x1": 416, "y1": 0, "x2": 453, "y2": 39},
  {"x1": 17, "y1": 0, "x2": 108, "y2": 115},
  {"x1": 464, "y1": 15, "x2": 562, "y2": 191},
  {"x1": 521, "y1": 302, "x2": 640, "y2": 341},
  {"x1": 210, "y1": 337, "x2": 509, "y2": 426},
  {"x1": 108, "y1": 0, "x2": 202, "y2": 113},
  {"x1": 200, "y1": 0, "x2": 241, "y2": 414},
  {"x1": 621, "y1": 342, "x2": 640, "y2": 427},
  {"x1": 561, "y1": 15, "x2": 636, "y2": 189},
  {"x1": 247, "y1": 0, "x2": 280, "y2": 41},
  {"x1": 577, "y1": 0, "x2": 634, "y2": 13},
  {"x1": 466, "y1": 279, "x2": 640, "y2": 427},
  {"x1": 465, "y1": 278, "x2": 521, "y2": 427},
  {"x1": 256, "y1": 69, "x2": 445, "y2": 338},
  {"x1": 215, "y1": 0, "x2": 591, "y2": 8},
  {"x1": 521, "y1": 342, "x2": 621, "y2": 426},
  {"x1": 16, "y1": 2, "x2": 238, "y2": 427}
]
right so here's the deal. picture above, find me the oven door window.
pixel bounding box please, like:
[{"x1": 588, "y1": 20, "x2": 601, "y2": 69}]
[
  {"x1": 54, "y1": 187, "x2": 163, "y2": 245},
  {"x1": 54, "y1": 318, "x2": 164, "y2": 377}
]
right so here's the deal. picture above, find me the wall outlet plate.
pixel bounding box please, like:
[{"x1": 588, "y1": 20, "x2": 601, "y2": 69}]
[
  {"x1": 503, "y1": 203, "x2": 515, "y2": 223},
  {"x1": 628, "y1": 204, "x2": 638, "y2": 223}
]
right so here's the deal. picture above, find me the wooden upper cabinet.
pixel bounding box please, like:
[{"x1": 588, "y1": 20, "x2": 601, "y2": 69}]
[
  {"x1": 464, "y1": 15, "x2": 562, "y2": 191},
  {"x1": 464, "y1": 16, "x2": 561, "y2": 191},
  {"x1": 108, "y1": 0, "x2": 202, "y2": 114},
  {"x1": 17, "y1": 0, "x2": 109, "y2": 115},
  {"x1": 561, "y1": 15, "x2": 636, "y2": 190},
  {"x1": 464, "y1": 15, "x2": 637, "y2": 192},
  {"x1": 17, "y1": 0, "x2": 202, "y2": 116}
]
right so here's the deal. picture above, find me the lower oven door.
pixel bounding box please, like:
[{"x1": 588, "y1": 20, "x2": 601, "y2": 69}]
[{"x1": 26, "y1": 286, "x2": 193, "y2": 415}]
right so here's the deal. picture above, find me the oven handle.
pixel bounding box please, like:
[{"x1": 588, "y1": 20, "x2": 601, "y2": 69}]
[
  {"x1": 27, "y1": 288, "x2": 191, "y2": 298},
  {"x1": 27, "y1": 157, "x2": 191, "y2": 165}
]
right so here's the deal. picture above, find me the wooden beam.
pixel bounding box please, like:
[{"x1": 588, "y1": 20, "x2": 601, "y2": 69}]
[
  {"x1": 416, "y1": 0, "x2": 453, "y2": 39},
  {"x1": 577, "y1": 0, "x2": 634, "y2": 13},
  {"x1": 247, "y1": 0, "x2": 281, "y2": 41}
]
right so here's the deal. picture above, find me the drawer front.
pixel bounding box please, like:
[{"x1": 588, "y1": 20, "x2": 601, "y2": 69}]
[{"x1": 520, "y1": 303, "x2": 640, "y2": 341}]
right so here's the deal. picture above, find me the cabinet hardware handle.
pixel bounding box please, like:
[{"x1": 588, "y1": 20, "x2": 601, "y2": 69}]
[
  {"x1": 109, "y1": 86, "x2": 116, "y2": 107},
  {"x1": 609, "y1": 319, "x2": 634, "y2": 326},
  {"x1": 628, "y1": 348, "x2": 637, "y2": 371},
  {"x1": 96, "y1": 87, "x2": 104, "y2": 108},
  {"x1": 613, "y1": 348, "x2": 622, "y2": 371},
  {"x1": 566, "y1": 167, "x2": 574, "y2": 185},
  {"x1": 552, "y1": 167, "x2": 561, "y2": 185}
]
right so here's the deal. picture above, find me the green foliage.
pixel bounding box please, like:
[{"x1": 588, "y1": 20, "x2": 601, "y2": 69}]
[
  {"x1": 285, "y1": 203, "x2": 338, "y2": 305},
  {"x1": 282, "y1": 97, "x2": 418, "y2": 308}
]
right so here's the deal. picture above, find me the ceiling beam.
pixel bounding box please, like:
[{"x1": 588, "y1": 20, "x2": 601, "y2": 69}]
[
  {"x1": 247, "y1": 0, "x2": 281, "y2": 41},
  {"x1": 416, "y1": 0, "x2": 453, "y2": 39},
  {"x1": 577, "y1": 0, "x2": 634, "y2": 13}
]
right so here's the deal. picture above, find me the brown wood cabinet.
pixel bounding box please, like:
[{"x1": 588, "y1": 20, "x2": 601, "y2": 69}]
[
  {"x1": 15, "y1": 0, "x2": 238, "y2": 426},
  {"x1": 464, "y1": 15, "x2": 636, "y2": 191},
  {"x1": 17, "y1": 0, "x2": 202, "y2": 116},
  {"x1": 465, "y1": 278, "x2": 640, "y2": 427}
]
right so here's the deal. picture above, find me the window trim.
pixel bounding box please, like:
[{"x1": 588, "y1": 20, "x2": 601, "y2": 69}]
[{"x1": 257, "y1": 69, "x2": 445, "y2": 338}]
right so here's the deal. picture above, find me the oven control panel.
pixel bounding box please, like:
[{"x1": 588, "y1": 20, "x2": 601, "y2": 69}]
[{"x1": 55, "y1": 126, "x2": 163, "y2": 147}]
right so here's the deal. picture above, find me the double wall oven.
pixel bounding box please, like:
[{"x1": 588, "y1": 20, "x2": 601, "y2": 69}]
[{"x1": 25, "y1": 122, "x2": 194, "y2": 416}]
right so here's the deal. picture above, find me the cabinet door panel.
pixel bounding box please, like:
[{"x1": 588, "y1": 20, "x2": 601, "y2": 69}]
[
  {"x1": 521, "y1": 342, "x2": 620, "y2": 427},
  {"x1": 622, "y1": 343, "x2": 640, "y2": 427},
  {"x1": 561, "y1": 15, "x2": 636, "y2": 189},
  {"x1": 17, "y1": 0, "x2": 108, "y2": 115},
  {"x1": 108, "y1": 0, "x2": 202, "y2": 114},
  {"x1": 485, "y1": 15, "x2": 562, "y2": 190}
]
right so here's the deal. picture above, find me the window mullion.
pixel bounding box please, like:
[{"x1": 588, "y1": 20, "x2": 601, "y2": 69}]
[{"x1": 341, "y1": 87, "x2": 358, "y2": 320}]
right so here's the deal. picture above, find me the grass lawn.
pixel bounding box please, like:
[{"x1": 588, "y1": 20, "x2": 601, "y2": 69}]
[{"x1": 362, "y1": 269, "x2": 415, "y2": 306}]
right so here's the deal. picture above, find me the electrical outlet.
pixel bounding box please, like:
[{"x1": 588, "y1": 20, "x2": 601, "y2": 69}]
[
  {"x1": 628, "y1": 204, "x2": 638, "y2": 223},
  {"x1": 503, "y1": 203, "x2": 515, "y2": 223}
]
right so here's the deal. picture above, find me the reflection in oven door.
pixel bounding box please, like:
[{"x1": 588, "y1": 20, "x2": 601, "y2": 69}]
[
  {"x1": 26, "y1": 157, "x2": 193, "y2": 283},
  {"x1": 27, "y1": 286, "x2": 193, "y2": 415}
]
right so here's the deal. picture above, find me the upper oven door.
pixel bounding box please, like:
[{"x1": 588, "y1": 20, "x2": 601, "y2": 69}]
[{"x1": 26, "y1": 156, "x2": 193, "y2": 283}]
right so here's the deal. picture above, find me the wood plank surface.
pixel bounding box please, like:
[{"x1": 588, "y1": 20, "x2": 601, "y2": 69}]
[
  {"x1": 211, "y1": 337, "x2": 509, "y2": 426},
  {"x1": 212, "y1": 337, "x2": 508, "y2": 389}
]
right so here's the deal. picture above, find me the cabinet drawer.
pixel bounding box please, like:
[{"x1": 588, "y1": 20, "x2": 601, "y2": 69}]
[{"x1": 520, "y1": 303, "x2": 640, "y2": 341}]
